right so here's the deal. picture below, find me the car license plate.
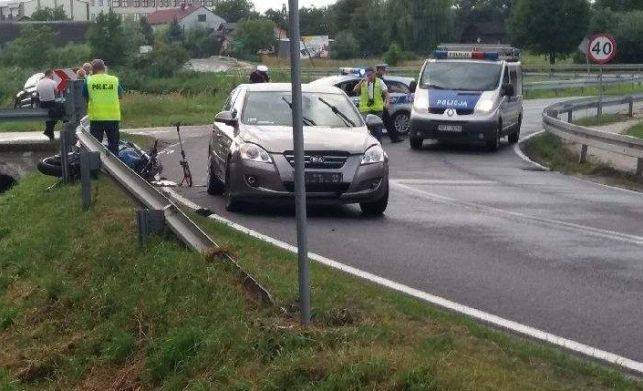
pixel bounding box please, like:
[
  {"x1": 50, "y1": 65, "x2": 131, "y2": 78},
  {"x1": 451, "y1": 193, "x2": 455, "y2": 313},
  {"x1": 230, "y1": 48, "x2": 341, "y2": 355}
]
[
  {"x1": 437, "y1": 124, "x2": 463, "y2": 132},
  {"x1": 305, "y1": 172, "x2": 342, "y2": 185}
]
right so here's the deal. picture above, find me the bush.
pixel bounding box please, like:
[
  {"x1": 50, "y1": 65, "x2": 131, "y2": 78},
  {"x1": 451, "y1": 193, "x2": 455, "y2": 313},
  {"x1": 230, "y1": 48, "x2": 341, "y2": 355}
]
[
  {"x1": 47, "y1": 44, "x2": 92, "y2": 68},
  {"x1": 231, "y1": 18, "x2": 276, "y2": 57},
  {"x1": 331, "y1": 30, "x2": 359, "y2": 60},
  {"x1": 128, "y1": 44, "x2": 189, "y2": 78},
  {"x1": 184, "y1": 26, "x2": 220, "y2": 58},
  {"x1": 384, "y1": 43, "x2": 403, "y2": 66},
  {"x1": 1, "y1": 25, "x2": 55, "y2": 68}
]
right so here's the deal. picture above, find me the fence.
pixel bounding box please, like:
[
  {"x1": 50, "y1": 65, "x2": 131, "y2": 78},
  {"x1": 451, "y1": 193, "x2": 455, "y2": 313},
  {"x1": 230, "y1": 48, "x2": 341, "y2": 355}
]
[{"x1": 542, "y1": 94, "x2": 643, "y2": 176}]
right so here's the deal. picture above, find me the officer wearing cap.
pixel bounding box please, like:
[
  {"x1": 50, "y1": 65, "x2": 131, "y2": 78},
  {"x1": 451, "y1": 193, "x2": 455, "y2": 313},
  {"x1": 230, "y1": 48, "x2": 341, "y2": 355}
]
[
  {"x1": 353, "y1": 66, "x2": 401, "y2": 143},
  {"x1": 249, "y1": 65, "x2": 270, "y2": 83},
  {"x1": 375, "y1": 63, "x2": 403, "y2": 142}
]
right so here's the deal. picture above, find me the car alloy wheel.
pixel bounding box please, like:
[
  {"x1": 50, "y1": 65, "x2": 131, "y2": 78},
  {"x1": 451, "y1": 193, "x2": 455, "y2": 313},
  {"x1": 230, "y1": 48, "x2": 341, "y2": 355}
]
[{"x1": 393, "y1": 111, "x2": 410, "y2": 135}]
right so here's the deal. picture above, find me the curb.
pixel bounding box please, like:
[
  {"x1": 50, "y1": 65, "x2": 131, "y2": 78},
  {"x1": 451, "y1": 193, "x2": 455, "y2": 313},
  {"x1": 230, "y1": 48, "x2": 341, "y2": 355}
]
[{"x1": 513, "y1": 130, "x2": 551, "y2": 171}]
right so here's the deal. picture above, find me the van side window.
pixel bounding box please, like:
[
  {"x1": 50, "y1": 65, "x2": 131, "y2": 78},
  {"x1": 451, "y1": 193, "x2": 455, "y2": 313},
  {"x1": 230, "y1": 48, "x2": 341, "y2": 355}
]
[{"x1": 503, "y1": 67, "x2": 510, "y2": 86}]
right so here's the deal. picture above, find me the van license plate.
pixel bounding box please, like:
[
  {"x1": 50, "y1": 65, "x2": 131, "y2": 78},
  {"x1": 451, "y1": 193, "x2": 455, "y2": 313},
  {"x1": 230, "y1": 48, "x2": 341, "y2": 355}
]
[{"x1": 438, "y1": 124, "x2": 462, "y2": 132}]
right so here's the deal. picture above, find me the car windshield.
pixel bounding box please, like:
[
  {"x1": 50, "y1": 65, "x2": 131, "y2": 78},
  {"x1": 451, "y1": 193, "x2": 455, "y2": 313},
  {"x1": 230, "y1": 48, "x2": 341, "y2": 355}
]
[
  {"x1": 241, "y1": 91, "x2": 363, "y2": 128},
  {"x1": 420, "y1": 62, "x2": 502, "y2": 91}
]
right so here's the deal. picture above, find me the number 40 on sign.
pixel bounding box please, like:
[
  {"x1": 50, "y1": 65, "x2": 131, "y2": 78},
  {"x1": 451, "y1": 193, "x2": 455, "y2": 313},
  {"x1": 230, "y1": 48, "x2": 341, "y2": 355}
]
[{"x1": 588, "y1": 34, "x2": 617, "y2": 64}]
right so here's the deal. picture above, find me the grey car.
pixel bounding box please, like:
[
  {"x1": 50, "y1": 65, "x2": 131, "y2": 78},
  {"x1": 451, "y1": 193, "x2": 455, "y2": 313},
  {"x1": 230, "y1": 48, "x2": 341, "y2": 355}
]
[
  {"x1": 206, "y1": 83, "x2": 390, "y2": 215},
  {"x1": 309, "y1": 74, "x2": 417, "y2": 135}
]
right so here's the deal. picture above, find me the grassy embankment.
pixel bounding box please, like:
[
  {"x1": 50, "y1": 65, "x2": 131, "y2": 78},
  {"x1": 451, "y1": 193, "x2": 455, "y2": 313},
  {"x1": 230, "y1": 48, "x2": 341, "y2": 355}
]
[
  {"x1": 627, "y1": 121, "x2": 643, "y2": 138},
  {"x1": 1, "y1": 174, "x2": 643, "y2": 389}
]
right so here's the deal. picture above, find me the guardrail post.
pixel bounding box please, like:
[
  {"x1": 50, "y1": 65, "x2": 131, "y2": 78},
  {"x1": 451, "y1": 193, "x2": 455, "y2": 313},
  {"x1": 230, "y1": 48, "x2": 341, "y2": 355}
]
[
  {"x1": 567, "y1": 111, "x2": 573, "y2": 123},
  {"x1": 579, "y1": 144, "x2": 588, "y2": 164},
  {"x1": 80, "y1": 151, "x2": 100, "y2": 209},
  {"x1": 60, "y1": 123, "x2": 76, "y2": 184},
  {"x1": 637, "y1": 159, "x2": 643, "y2": 177},
  {"x1": 597, "y1": 100, "x2": 603, "y2": 118},
  {"x1": 628, "y1": 97, "x2": 634, "y2": 118},
  {"x1": 137, "y1": 209, "x2": 165, "y2": 244}
]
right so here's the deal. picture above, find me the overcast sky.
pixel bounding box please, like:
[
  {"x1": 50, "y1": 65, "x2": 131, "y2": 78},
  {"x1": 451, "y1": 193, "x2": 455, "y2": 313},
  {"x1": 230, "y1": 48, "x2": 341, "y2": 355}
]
[{"x1": 252, "y1": 0, "x2": 337, "y2": 13}]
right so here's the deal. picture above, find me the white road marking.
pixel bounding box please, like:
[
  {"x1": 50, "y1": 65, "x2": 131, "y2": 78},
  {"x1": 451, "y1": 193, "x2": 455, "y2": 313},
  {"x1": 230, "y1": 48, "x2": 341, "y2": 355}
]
[
  {"x1": 162, "y1": 187, "x2": 643, "y2": 375},
  {"x1": 392, "y1": 181, "x2": 643, "y2": 246},
  {"x1": 394, "y1": 179, "x2": 497, "y2": 186}
]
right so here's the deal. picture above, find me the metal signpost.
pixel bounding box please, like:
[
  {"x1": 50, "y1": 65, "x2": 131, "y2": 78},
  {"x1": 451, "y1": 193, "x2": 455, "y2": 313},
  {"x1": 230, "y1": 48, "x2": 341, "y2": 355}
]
[
  {"x1": 588, "y1": 34, "x2": 617, "y2": 118},
  {"x1": 288, "y1": 0, "x2": 311, "y2": 326}
]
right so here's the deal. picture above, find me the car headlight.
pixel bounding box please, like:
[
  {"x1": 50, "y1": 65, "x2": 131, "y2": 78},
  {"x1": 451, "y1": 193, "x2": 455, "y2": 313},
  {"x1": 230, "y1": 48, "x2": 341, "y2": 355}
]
[
  {"x1": 239, "y1": 143, "x2": 272, "y2": 163},
  {"x1": 413, "y1": 90, "x2": 429, "y2": 113},
  {"x1": 361, "y1": 145, "x2": 385, "y2": 165},
  {"x1": 475, "y1": 99, "x2": 495, "y2": 114}
]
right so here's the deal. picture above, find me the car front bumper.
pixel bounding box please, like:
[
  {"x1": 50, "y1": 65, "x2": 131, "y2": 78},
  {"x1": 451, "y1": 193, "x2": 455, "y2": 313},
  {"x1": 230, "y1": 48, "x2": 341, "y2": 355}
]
[
  {"x1": 410, "y1": 111, "x2": 499, "y2": 142},
  {"x1": 227, "y1": 154, "x2": 388, "y2": 204}
]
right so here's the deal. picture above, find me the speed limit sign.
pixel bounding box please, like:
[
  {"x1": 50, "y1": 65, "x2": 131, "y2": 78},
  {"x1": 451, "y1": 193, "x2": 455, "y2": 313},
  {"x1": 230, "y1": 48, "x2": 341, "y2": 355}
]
[{"x1": 588, "y1": 33, "x2": 617, "y2": 64}]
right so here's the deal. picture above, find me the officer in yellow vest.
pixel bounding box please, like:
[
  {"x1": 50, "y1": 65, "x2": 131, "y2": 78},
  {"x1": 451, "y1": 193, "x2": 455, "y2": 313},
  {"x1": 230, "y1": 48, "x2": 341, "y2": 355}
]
[
  {"x1": 353, "y1": 67, "x2": 401, "y2": 143},
  {"x1": 82, "y1": 59, "x2": 123, "y2": 155}
]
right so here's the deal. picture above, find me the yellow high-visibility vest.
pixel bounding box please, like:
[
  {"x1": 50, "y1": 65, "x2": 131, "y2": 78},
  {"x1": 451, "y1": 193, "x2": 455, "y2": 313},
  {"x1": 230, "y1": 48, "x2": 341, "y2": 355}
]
[
  {"x1": 87, "y1": 74, "x2": 121, "y2": 121},
  {"x1": 359, "y1": 78, "x2": 385, "y2": 113}
]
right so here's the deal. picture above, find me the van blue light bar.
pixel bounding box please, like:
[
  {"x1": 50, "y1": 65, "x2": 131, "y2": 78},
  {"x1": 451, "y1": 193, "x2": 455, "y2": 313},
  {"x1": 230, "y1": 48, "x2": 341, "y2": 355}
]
[{"x1": 433, "y1": 50, "x2": 500, "y2": 61}]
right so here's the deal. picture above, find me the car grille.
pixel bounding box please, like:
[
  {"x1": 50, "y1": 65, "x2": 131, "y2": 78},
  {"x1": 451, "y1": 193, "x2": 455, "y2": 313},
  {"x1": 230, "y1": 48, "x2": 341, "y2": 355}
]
[
  {"x1": 283, "y1": 182, "x2": 350, "y2": 193},
  {"x1": 428, "y1": 108, "x2": 474, "y2": 115},
  {"x1": 283, "y1": 151, "x2": 350, "y2": 169}
]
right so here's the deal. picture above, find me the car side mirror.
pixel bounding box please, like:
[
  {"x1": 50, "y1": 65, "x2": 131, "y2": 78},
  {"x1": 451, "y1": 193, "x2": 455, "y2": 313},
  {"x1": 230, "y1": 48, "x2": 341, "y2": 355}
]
[
  {"x1": 409, "y1": 80, "x2": 417, "y2": 93},
  {"x1": 365, "y1": 114, "x2": 384, "y2": 131},
  {"x1": 502, "y1": 84, "x2": 515, "y2": 97},
  {"x1": 214, "y1": 110, "x2": 238, "y2": 127}
]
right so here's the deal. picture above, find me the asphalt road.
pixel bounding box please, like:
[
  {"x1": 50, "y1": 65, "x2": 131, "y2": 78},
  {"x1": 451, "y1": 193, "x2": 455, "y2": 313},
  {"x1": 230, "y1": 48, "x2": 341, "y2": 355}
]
[{"x1": 154, "y1": 98, "x2": 643, "y2": 363}]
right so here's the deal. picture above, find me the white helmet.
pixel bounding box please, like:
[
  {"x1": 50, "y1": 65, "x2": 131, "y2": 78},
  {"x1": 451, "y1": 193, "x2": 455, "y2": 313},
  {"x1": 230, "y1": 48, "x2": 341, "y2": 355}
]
[{"x1": 256, "y1": 64, "x2": 269, "y2": 72}]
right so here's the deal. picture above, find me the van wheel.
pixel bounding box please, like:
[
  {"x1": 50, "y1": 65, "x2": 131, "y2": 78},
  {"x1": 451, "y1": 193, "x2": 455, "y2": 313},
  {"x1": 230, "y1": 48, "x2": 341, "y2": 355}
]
[
  {"x1": 508, "y1": 115, "x2": 522, "y2": 144},
  {"x1": 206, "y1": 154, "x2": 224, "y2": 195},
  {"x1": 486, "y1": 123, "x2": 501, "y2": 152},
  {"x1": 360, "y1": 183, "x2": 388, "y2": 216},
  {"x1": 410, "y1": 136, "x2": 423, "y2": 150}
]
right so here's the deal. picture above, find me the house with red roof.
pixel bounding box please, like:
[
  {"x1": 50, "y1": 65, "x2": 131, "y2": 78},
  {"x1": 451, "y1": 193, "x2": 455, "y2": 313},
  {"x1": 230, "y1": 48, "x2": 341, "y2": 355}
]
[{"x1": 146, "y1": 3, "x2": 225, "y2": 32}]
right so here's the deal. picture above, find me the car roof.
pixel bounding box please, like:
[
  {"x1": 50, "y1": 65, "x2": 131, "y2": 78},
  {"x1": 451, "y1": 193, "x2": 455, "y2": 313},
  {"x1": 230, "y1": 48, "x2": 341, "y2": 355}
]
[
  {"x1": 309, "y1": 74, "x2": 416, "y2": 86},
  {"x1": 241, "y1": 82, "x2": 343, "y2": 94}
]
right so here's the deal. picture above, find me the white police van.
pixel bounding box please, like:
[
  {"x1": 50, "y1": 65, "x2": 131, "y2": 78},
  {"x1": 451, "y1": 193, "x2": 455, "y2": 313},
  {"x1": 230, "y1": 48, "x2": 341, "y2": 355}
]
[{"x1": 409, "y1": 45, "x2": 522, "y2": 151}]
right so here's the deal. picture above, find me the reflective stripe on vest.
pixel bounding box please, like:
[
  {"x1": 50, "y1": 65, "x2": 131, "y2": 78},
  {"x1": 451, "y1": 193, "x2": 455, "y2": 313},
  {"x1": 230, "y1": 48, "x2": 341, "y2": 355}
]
[
  {"x1": 359, "y1": 78, "x2": 384, "y2": 113},
  {"x1": 87, "y1": 74, "x2": 121, "y2": 121}
]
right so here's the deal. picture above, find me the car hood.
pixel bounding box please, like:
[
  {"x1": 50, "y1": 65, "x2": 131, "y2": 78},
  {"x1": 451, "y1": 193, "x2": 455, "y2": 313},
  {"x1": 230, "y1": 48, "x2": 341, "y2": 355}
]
[{"x1": 240, "y1": 125, "x2": 376, "y2": 154}]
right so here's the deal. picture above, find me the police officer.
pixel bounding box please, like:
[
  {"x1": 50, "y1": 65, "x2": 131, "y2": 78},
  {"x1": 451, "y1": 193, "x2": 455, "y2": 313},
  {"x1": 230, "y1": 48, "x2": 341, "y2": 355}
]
[
  {"x1": 353, "y1": 67, "x2": 401, "y2": 143},
  {"x1": 249, "y1": 64, "x2": 270, "y2": 83},
  {"x1": 375, "y1": 63, "x2": 401, "y2": 140},
  {"x1": 82, "y1": 59, "x2": 124, "y2": 155}
]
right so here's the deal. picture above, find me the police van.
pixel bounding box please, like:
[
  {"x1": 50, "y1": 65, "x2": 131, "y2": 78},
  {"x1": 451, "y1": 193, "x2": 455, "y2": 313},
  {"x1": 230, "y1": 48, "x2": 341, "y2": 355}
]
[{"x1": 409, "y1": 44, "x2": 522, "y2": 151}]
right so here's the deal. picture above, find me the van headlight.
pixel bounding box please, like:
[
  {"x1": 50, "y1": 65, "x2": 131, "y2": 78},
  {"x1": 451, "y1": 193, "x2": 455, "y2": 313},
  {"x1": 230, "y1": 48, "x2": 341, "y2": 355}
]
[
  {"x1": 361, "y1": 145, "x2": 385, "y2": 165},
  {"x1": 239, "y1": 143, "x2": 272, "y2": 163},
  {"x1": 475, "y1": 99, "x2": 495, "y2": 114},
  {"x1": 412, "y1": 91, "x2": 429, "y2": 114}
]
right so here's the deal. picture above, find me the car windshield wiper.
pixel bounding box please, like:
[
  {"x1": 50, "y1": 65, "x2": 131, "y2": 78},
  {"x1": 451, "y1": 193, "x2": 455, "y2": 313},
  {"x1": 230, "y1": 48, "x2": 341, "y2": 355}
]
[
  {"x1": 282, "y1": 97, "x2": 317, "y2": 126},
  {"x1": 317, "y1": 97, "x2": 356, "y2": 127}
]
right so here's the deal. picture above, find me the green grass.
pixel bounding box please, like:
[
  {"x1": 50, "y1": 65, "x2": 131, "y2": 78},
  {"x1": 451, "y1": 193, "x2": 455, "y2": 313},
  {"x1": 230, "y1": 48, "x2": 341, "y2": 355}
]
[
  {"x1": 0, "y1": 92, "x2": 225, "y2": 133},
  {"x1": 627, "y1": 121, "x2": 643, "y2": 139},
  {"x1": 574, "y1": 113, "x2": 633, "y2": 127},
  {"x1": 2, "y1": 175, "x2": 642, "y2": 389},
  {"x1": 524, "y1": 82, "x2": 643, "y2": 99},
  {"x1": 523, "y1": 132, "x2": 643, "y2": 190}
]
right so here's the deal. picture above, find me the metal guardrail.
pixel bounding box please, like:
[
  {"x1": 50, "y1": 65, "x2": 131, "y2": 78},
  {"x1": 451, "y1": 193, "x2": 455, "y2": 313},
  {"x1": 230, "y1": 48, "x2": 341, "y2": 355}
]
[
  {"x1": 0, "y1": 108, "x2": 50, "y2": 121},
  {"x1": 75, "y1": 119, "x2": 275, "y2": 305},
  {"x1": 525, "y1": 75, "x2": 643, "y2": 91},
  {"x1": 542, "y1": 94, "x2": 643, "y2": 175}
]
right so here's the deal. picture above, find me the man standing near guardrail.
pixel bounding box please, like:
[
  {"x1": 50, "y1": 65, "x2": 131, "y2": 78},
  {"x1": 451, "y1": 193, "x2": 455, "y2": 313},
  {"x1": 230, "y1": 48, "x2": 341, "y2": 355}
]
[
  {"x1": 83, "y1": 59, "x2": 124, "y2": 155},
  {"x1": 36, "y1": 70, "x2": 59, "y2": 141}
]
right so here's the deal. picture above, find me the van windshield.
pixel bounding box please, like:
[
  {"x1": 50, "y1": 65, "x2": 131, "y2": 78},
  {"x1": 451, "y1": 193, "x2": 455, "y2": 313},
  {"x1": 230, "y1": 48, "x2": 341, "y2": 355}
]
[{"x1": 420, "y1": 62, "x2": 502, "y2": 91}]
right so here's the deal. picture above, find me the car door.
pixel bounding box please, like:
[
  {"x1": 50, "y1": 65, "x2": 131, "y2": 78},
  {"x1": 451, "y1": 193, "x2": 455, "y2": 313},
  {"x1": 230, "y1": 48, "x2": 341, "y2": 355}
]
[
  {"x1": 383, "y1": 79, "x2": 412, "y2": 112},
  {"x1": 499, "y1": 66, "x2": 516, "y2": 131}
]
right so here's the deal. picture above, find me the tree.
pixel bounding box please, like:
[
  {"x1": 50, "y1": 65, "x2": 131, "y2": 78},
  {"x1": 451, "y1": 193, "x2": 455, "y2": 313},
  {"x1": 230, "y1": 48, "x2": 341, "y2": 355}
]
[
  {"x1": 139, "y1": 16, "x2": 154, "y2": 45},
  {"x1": 509, "y1": 0, "x2": 590, "y2": 64},
  {"x1": 299, "y1": 7, "x2": 331, "y2": 36},
  {"x1": 184, "y1": 26, "x2": 220, "y2": 58},
  {"x1": 215, "y1": 0, "x2": 254, "y2": 22},
  {"x1": 232, "y1": 18, "x2": 276, "y2": 56},
  {"x1": 1, "y1": 25, "x2": 56, "y2": 67},
  {"x1": 384, "y1": 42, "x2": 403, "y2": 66},
  {"x1": 31, "y1": 6, "x2": 67, "y2": 21},
  {"x1": 86, "y1": 10, "x2": 128, "y2": 66},
  {"x1": 595, "y1": 0, "x2": 643, "y2": 11},
  {"x1": 331, "y1": 30, "x2": 359, "y2": 59},
  {"x1": 166, "y1": 18, "x2": 184, "y2": 43},
  {"x1": 265, "y1": 5, "x2": 287, "y2": 30}
]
